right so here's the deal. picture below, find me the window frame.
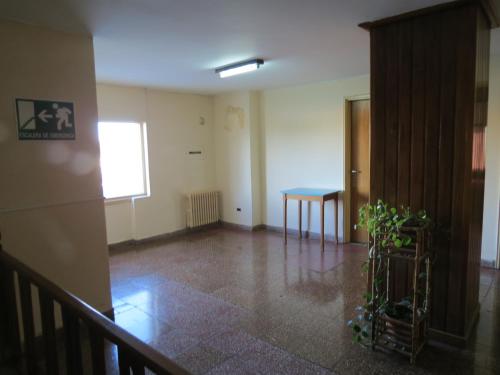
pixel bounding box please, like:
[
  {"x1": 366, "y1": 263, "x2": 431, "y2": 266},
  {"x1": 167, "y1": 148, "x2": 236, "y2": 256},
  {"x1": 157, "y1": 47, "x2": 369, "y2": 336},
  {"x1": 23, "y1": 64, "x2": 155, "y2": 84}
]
[{"x1": 97, "y1": 121, "x2": 150, "y2": 202}]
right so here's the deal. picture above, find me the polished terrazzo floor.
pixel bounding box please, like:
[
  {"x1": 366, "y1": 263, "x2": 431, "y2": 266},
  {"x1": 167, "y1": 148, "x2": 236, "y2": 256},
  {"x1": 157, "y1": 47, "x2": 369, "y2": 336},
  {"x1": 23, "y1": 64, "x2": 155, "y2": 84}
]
[{"x1": 109, "y1": 227, "x2": 500, "y2": 375}]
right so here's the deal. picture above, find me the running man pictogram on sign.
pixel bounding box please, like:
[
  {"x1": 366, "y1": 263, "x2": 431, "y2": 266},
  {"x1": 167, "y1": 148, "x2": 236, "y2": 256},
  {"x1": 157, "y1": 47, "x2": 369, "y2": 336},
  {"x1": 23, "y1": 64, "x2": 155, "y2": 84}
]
[{"x1": 16, "y1": 98, "x2": 75, "y2": 140}]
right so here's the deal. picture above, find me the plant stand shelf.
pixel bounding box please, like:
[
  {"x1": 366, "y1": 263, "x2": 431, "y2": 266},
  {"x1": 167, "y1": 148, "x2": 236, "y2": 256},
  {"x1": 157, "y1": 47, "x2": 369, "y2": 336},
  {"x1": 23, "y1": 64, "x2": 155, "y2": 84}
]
[{"x1": 370, "y1": 225, "x2": 432, "y2": 364}]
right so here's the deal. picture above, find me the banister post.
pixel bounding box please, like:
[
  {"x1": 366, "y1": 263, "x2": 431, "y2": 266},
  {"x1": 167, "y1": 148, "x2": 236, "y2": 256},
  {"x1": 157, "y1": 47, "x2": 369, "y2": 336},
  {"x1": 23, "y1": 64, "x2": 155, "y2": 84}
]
[
  {"x1": 62, "y1": 307, "x2": 83, "y2": 375},
  {"x1": 0, "y1": 236, "x2": 22, "y2": 365}
]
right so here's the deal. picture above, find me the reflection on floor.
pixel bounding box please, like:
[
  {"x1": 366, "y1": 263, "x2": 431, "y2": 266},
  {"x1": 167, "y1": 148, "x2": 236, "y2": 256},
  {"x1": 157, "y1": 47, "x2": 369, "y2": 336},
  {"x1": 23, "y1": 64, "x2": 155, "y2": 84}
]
[{"x1": 109, "y1": 227, "x2": 500, "y2": 375}]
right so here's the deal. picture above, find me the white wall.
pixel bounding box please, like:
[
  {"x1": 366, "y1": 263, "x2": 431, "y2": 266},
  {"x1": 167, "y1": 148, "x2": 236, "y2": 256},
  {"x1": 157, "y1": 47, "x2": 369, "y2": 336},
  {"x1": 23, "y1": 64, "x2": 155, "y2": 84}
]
[
  {"x1": 214, "y1": 91, "x2": 261, "y2": 227},
  {"x1": 97, "y1": 84, "x2": 215, "y2": 243},
  {"x1": 482, "y1": 55, "x2": 500, "y2": 266},
  {"x1": 260, "y1": 76, "x2": 369, "y2": 240}
]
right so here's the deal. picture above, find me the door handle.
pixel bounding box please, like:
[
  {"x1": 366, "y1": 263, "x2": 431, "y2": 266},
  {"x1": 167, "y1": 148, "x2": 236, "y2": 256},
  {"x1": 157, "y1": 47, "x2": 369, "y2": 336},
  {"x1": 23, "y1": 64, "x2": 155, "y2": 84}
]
[{"x1": 351, "y1": 170, "x2": 361, "y2": 174}]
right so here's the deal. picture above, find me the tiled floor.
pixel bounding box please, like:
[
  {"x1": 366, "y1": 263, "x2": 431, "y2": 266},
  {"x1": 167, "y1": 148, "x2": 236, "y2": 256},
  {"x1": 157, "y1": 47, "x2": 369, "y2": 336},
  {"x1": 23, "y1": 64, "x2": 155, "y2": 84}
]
[{"x1": 109, "y1": 227, "x2": 500, "y2": 375}]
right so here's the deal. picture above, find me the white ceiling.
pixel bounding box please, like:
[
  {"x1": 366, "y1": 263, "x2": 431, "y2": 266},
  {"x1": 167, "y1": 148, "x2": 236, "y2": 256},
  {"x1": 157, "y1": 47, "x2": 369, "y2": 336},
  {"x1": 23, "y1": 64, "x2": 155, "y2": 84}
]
[{"x1": 1, "y1": 0, "x2": 499, "y2": 93}]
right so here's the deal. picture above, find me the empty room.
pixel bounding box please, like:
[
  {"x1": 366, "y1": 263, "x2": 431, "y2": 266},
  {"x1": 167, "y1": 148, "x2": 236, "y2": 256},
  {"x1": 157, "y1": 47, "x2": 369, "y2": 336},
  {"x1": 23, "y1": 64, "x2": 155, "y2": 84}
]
[{"x1": 1, "y1": 0, "x2": 500, "y2": 374}]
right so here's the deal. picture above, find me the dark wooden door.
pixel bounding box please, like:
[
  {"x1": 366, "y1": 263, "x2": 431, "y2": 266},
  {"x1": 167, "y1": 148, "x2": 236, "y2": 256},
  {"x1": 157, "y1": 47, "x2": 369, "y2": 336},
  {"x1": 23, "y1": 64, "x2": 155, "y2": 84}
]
[{"x1": 350, "y1": 99, "x2": 370, "y2": 243}]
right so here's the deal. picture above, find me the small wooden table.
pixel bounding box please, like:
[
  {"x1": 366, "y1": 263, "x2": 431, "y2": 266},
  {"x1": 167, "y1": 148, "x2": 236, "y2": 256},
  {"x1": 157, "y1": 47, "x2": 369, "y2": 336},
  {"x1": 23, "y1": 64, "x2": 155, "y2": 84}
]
[{"x1": 281, "y1": 188, "x2": 340, "y2": 251}]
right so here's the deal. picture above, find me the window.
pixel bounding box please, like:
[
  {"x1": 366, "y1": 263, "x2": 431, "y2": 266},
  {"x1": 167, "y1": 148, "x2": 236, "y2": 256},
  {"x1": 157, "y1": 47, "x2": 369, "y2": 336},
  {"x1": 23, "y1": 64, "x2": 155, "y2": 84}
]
[{"x1": 97, "y1": 122, "x2": 149, "y2": 200}]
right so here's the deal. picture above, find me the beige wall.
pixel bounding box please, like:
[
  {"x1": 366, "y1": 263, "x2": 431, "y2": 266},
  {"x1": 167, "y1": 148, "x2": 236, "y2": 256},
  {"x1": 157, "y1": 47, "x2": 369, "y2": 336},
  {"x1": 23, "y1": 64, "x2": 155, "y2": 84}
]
[
  {"x1": 99, "y1": 49, "x2": 499, "y2": 267},
  {"x1": 260, "y1": 76, "x2": 370, "y2": 240},
  {"x1": 97, "y1": 84, "x2": 215, "y2": 243},
  {"x1": 482, "y1": 55, "x2": 500, "y2": 266},
  {"x1": 250, "y1": 92, "x2": 262, "y2": 226},
  {"x1": 0, "y1": 21, "x2": 111, "y2": 311},
  {"x1": 214, "y1": 91, "x2": 262, "y2": 227}
]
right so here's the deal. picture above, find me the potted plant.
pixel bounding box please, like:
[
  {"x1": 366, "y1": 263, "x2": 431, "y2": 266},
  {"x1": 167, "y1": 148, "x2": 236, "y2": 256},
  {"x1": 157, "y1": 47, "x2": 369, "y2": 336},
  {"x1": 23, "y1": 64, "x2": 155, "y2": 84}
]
[{"x1": 348, "y1": 200, "x2": 431, "y2": 349}]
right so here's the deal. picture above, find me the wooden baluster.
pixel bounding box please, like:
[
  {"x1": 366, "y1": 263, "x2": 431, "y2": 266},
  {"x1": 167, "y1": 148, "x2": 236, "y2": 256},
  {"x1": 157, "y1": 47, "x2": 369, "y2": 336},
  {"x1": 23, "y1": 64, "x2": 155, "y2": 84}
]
[
  {"x1": 131, "y1": 363, "x2": 145, "y2": 375},
  {"x1": 88, "y1": 326, "x2": 106, "y2": 374},
  {"x1": 19, "y1": 275, "x2": 36, "y2": 374},
  {"x1": 0, "y1": 262, "x2": 21, "y2": 363},
  {"x1": 39, "y1": 290, "x2": 59, "y2": 375},
  {"x1": 0, "y1": 249, "x2": 190, "y2": 375},
  {"x1": 118, "y1": 347, "x2": 131, "y2": 375},
  {"x1": 62, "y1": 307, "x2": 83, "y2": 375}
]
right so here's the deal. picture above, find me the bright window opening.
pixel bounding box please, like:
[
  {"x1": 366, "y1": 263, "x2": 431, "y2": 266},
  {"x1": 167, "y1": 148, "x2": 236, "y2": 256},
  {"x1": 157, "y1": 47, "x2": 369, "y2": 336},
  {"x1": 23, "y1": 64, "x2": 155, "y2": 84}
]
[{"x1": 97, "y1": 122, "x2": 149, "y2": 200}]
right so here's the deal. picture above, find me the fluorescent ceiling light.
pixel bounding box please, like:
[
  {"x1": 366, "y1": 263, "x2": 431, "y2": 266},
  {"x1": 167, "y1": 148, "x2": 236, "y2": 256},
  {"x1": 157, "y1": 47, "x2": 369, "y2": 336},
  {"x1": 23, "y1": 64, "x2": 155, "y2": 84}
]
[{"x1": 216, "y1": 59, "x2": 264, "y2": 78}]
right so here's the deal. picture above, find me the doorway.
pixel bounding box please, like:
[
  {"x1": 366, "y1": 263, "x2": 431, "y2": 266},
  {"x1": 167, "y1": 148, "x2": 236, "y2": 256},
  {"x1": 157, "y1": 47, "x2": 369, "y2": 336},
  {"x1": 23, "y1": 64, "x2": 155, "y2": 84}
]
[{"x1": 349, "y1": 99, "x2": 370, "y2": 243}]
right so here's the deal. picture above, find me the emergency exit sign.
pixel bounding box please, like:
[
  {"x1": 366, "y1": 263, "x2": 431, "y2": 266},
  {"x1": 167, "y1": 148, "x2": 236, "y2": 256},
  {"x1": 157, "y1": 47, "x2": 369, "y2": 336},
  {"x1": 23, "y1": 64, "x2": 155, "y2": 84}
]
[{"x1": 16, "y1": 98, "x2": 75, "y2": 140}]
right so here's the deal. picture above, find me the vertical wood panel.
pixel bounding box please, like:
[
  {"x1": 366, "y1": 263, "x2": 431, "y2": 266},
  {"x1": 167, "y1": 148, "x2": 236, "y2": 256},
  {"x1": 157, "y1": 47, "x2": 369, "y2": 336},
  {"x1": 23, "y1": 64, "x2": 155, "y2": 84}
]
[
  {"x1": 383, "y1": 23, "x2": 400, "y2": 207},
  {"x1": 465, "y1": 7, "x2": 489, "y2": 328},
  {"x1": 422, "y1": 12, "x2": 441, "y2": 222},
  {"x1": 396, "y1": 21, "x2": 413, "y2": 208},
  {"x1": 394, "y1": 20, "x2": 414, "y2": 304},
  {"x1": 432, "y1": 9, "x2": 457, "y2": 330},
  {"x1": 370, "y1": 28, "x2": 386, "y2": 203},
  {"x1": 409, "y1": 16, "x2": 426, "y2": 212},
  {"x1": 446, "y1": 5, "x2": 476, "y2": 334},
  {"x1": 406, "y1": 15, "x2": 426, "y2": 302},
  {"x1": 382, "y1": 23, "x2": 407, "y2": 301}
]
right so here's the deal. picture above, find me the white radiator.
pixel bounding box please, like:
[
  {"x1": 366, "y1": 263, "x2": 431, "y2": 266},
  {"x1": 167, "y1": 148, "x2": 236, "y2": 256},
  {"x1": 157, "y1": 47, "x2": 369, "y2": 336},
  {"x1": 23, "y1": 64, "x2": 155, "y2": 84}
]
[{"x1": 186, "y1": 191, "x2": 220, "y2": 228}]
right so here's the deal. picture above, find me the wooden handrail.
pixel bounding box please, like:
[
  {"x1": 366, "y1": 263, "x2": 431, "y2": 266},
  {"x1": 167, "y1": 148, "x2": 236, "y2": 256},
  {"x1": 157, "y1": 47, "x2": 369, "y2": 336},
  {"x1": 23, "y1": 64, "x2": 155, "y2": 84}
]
[{"x1": 0, "y1": 249, "x2": 190, "y2": 374}]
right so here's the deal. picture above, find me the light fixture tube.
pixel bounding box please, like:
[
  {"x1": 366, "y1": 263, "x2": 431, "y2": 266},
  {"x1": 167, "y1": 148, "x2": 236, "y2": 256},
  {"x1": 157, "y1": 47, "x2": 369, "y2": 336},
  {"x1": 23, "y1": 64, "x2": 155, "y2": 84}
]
[{"x1": 215, "y1": 59, "x2": 264, "y2": 78}]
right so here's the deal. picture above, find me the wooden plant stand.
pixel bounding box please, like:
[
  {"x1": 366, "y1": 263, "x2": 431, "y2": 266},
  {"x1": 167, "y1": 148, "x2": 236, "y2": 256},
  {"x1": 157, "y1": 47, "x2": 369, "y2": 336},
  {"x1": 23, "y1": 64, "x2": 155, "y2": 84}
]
[{"x1": 371, "y1": 224, "x2": 432, "y2": 364}]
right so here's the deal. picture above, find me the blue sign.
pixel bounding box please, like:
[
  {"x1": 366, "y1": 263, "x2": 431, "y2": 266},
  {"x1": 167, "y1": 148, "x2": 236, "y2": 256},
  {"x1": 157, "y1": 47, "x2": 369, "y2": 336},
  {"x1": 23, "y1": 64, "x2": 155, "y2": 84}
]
[{"x1": 16, "y1": 98, "x2": 75, "y2": 140}]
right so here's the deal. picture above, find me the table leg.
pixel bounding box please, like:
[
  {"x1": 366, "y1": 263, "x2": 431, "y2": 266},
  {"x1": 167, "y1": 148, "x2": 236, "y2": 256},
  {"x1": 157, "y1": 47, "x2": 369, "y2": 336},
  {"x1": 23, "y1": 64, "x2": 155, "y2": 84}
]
[
  {"x1": 335, "y1": 196, "x2": 339, "y2": 244},
  {"x1": 283, "y1": 195, "x2": 288, "y2": 244},
  {"x1": 320, "y1": 200, "x2": 325, "y2": 251},
  {"x1": 298, "y1": 200, "x2": 302, "y2": 239}
]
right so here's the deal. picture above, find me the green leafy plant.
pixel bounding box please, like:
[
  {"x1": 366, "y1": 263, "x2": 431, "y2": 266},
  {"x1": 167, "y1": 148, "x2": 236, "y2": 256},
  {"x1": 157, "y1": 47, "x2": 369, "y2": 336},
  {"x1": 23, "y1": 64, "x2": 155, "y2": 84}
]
[{"x1": 348, "y1": 199, "x2": 430, "y2": 345}]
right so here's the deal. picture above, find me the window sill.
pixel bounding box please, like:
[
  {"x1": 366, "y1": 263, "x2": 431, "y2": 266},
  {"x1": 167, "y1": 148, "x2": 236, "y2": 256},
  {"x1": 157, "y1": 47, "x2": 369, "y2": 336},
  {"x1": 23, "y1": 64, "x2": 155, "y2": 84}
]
[{"x1": 104, "y1": 194, "x2": 149, "y2": 205}]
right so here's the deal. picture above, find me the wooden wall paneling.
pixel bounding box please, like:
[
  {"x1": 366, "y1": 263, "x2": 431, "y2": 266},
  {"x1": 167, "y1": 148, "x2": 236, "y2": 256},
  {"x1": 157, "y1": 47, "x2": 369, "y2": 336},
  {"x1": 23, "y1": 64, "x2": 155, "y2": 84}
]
[
  {"x1": 370, "y1": 28, "x2": 386, "y2": 203},
  {"x1": 446, "y1": 5, "x2": 476, "y2": 335},
  {"x1": 465, "y1": 7, "x2": 490, "y2": 329},
  {"x1": 364, "y1": 1, "x2": 491, "y2": 341},
  {"x1": 396, "y1": 21, "x2": 413, "y2": 208},
  {"x1": 433, "y1": 9, "x2": 457, "y2": 332},
  {"x1": 383, "y1": 24, "x2": 406, "y2": 301},
  {"x1": 420, "y1": 12, "x2": 444, "y2": 330},
  {"x1": 409, "y1": 15, "x2": 426, "y2": 213},
  {"x1": 401, "y1": 15, "x2": 427, "y2": 305},
  {"x1": 383, "y1": 23, "x2": 400, "y2": 207},
  {"x1": 367, "y1": 27, "x2": 385, "y2": 295},
  {"x1": 395, "y1": 20, "x2": 414, "y2": 304},
  {"x1": 359, "y1": 0, "x2": 499, "y2": 30},
  {"x1": 422, "y1": 12, "x2": 441, "y2": 226}
]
